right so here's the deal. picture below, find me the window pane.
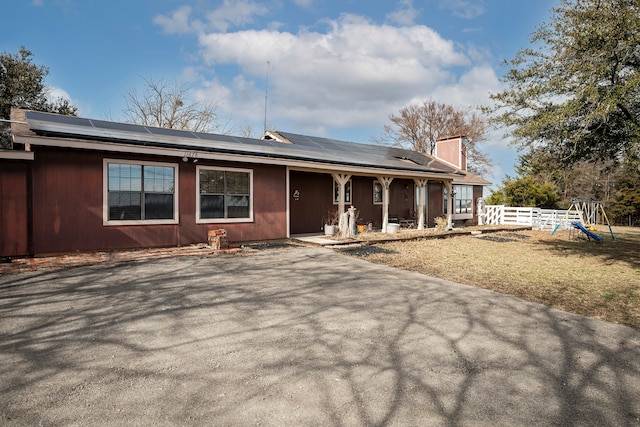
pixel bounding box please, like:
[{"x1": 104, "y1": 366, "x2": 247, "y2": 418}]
[
  {"x1": 373, "y1": 182, "x2": 383, "y2": 203},
  {"x1": 226, "y1": 172, "x2": 249, "y2": 194},
  {"x1": 108, "y1": 163, "x2": 142, "y2": 191},
  {"x1": 144, "y1": 166, "x2": 174, "y2": 193},
  {"x1": 108, "y1": 164, "x2": 120, "y2": 191},
  {"x1": 130, "y1": 165, "x2": 142, "y2": 191},
  {"x1": 162, "y1": 168, "x2": 174, "y2": 192},
  {"x1": 227, "y1": 195, "x2": 250, "y2": 218},
  {"x1": 108, "y1": 192, "x2": 141, "y2": 220},
  {"x1": 109, "y1": 175, "x2": 119, "y2": 191},
  {"x1": 200, "y1": 194, "x2": 224, "y2": 218},
  {"x1": 144, "y1": 193, "x2": 174, "y2": 219},
  {"x1": 200, "y1": 170, "x2": 225, "y2": 194}
]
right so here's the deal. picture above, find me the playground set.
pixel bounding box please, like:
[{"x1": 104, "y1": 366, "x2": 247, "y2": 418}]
[{"x1": 551, "y1": 200, "x2": 615, "y2": 242}]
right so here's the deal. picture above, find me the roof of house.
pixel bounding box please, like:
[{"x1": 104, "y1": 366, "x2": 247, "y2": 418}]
[
  {"x1": 452, "y1": 170, "x2": 491, "y2": 186},
  {"x1": 14, "y1": 110, "x2": 490, "y2": 183}
]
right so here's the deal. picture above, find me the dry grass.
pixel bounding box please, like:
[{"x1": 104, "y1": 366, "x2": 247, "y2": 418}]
[{"x1": 339, "y1": 226, "x2": 640, "y2": 329}]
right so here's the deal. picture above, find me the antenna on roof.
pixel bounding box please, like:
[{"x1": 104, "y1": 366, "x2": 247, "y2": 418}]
[{"x1": 263, "y1": 60, "x2": 270, "y2": 134}]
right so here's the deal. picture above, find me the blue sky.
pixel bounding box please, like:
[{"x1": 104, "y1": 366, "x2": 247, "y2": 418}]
[{"x1": 1, "y1": 0, "x2": 557, "y2": 187}]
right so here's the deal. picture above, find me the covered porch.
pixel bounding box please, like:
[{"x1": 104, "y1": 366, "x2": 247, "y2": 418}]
[{"x1": 287, "y1": 168, "x2": 455, "y2": 236}]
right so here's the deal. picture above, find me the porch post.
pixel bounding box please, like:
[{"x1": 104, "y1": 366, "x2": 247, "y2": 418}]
[
  {"x1": 332, "y1": 173, "x2": 351, "y2": 217},
  {"x1": 414, "y1": 178, "x2": 428, "y2": 230},
  {"x1": 378, "y1": 176, "x2": 394, "y2": 232},
  {"x1": 445, "y1": 180, "x2": 453, "y2": 229}
]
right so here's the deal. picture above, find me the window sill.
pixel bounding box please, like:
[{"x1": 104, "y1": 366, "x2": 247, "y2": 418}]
[
  {"x1": 196, "y1": 218, "x2": 253, "y2": 224},
  {"x1": 103, "y1": 219, "x2": 179, "y2": 226}
]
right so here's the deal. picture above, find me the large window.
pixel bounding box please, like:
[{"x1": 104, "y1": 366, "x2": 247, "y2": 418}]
[
  {"x1": 104, "y1": 160, "x2": 178, "y2": 225},
  {"x1": 197, "y1": 166, "x2": 253, "y2": 222},
  {"x1": 454, "y1": 185, "x2": 474, "y2": 215}
]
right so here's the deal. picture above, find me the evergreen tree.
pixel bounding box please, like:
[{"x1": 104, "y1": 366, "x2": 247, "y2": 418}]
[
  {"x1": 487, "y1": 0, "x2": 640, "y2": 163},
  {"x1": 0, "y1": 46, "x2": 77, "y2": 148}
]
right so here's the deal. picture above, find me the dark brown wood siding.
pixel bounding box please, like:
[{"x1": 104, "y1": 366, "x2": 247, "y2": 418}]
[
  {"x1": 29, "y1": 147, "x2": 287, "y2": 254},
  {"x1": 289, "y1": 171, "x2": 334, "y2": 234},
  {"x1": 0, "y1": 160, "x2": 29, "y2": 257},
  {"x1": 427, "y1": 182, "x2": 444, "y2": 228},
  {"x1": 351, "y1": 176, "x2": 382, "y2": 229},
  {"x1": 388, "y1": 179, "x2": 415, "y2": 220}
]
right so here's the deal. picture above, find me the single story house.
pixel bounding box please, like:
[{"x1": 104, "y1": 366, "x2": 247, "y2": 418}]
[{"x1": 0, "y1": 109, "x2": 489, "y2": 257}]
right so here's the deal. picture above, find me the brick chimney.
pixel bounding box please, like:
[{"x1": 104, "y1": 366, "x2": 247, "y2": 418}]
[{"x1": 435, "y1": 136, "x2": 467, "y2": 171}]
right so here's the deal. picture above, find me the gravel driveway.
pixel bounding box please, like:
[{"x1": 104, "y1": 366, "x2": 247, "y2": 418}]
[{"x1": 1, "y1": 245, "x2": 639, "y2": 426}]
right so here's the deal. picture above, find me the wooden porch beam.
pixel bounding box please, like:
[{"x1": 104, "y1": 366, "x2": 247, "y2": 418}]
[
  {"x1": 377, "y1": 176, "x2": 394, "y2": 232},
  {"x1": 332, "y1": 173, "x2": 351, "y2": 218},
  {"x1": 414, "y1": 178, "x2": 428, "y2": 230}
]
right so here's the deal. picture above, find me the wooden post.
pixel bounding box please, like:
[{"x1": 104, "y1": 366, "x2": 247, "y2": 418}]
[
  {"x1": 445, "y1": 180, "x2": 453, "y2": 229},
  {"x1": 414, "y1": 178, "x2": 428, "y2": 230},
  {"x1": 377, "y1": 176, "x2": 394, "y2": 232},
  {"x1": 332, "y1": 173, "x2": 351, "y2": 219}
]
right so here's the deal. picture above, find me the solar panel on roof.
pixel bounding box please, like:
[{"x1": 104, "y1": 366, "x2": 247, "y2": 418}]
[
  {"x1": 26, "y1": 111, "x2": 92, "y2": 127},
  {"x1": 90, "y1": 119, "x2": 150, "y2": 134},
  {"x1": 23, "y1": 112, "x2": 459, "y2": 174},
  {"x1": 195, "y1": 132, "x2": 239, "y2": 143},
  {"x1": 147, "y1": 126, "x2": 195, "y2": 138}
]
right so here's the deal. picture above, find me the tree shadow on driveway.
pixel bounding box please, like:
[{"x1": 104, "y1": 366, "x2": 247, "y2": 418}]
[{"x1": 1, "y1": 247, "x2": 639, "y2": 426}]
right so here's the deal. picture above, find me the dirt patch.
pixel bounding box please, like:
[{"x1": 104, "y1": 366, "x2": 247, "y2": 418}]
[
  {"x1": 474, "y1": 232, "x2": 532, "y2": 243},
  {"x1": 337, "y1": 244, "x2": 399, "y2": 257}
]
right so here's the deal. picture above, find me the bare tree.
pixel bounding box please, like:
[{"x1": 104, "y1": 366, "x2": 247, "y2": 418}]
[
  {"x1": 123, "y1": 77, "x2": 220, "y2": 132},
  {"x1": 374, "y1": 99, "x2": 493, "y2": 176}
]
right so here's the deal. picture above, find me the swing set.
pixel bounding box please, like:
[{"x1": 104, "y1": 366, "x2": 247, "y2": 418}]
[{"x1": 551, "y1": 200, "x2": 615, "y2": 242}]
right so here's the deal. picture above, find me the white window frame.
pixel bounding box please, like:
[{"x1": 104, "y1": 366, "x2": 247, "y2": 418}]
[
  {"x1": 196, "y1": 165, "x2": 254, "y2": 224},
  {"x1": 453, "y1": 184, "x2": 474, "y2": 220},
  {"x1": 373, "y1": 180, "x2": 383, "y2": 205},
  {"x1": 333, "y1": 178, "x2": 352, "y2": 205},
  {"x1": 103, "y1": 159, "x2": 179, "y2": 226}
]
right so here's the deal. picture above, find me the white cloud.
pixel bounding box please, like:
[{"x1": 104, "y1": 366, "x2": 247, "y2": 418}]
[
  {"x1": 46, "y1": 86, "x2": 71, "y2": 102},
  {"x1": 153, "y1": 6, "x2": 194, "y2": 34},
  {"x1": 431, "y1": 64, "x2": 500, "y2": 108},
  {"x1": 45, "y1": 85, "x2": 93, "y2": 116},
  {"x1": 154, "y1": 0, "x2": 269, "y2": 34},
  {"x1": 205, "y1": 0, "x2": 269, "y2": 32},
  {"x1": 386, "y1": 0, "x2": 419, "y2": 26},
  {"x1": 193, "y1": 13, "x2": 490, "y2": 133},
  {"x1": 435, "y1": 0, "x2": 485, "y2": 20}
]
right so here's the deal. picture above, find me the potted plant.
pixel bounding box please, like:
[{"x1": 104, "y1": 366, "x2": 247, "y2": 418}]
[{"x1": 323, "y1": 209, "x2": 340, "y2": 236}]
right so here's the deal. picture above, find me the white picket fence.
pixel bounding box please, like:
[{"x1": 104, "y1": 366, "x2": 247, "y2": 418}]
[{"x1": 483, "y1": 205, "x2": 584, "y2": 230}]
